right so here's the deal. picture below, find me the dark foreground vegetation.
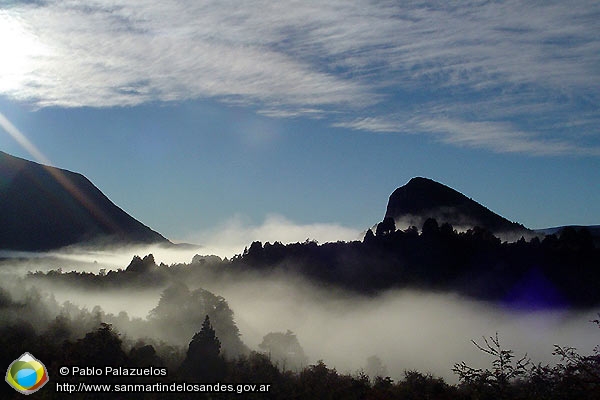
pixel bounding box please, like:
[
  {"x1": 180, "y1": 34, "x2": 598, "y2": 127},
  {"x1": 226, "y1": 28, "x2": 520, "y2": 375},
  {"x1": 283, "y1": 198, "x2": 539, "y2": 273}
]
[
  {"x1": 3, "y1": 275, "x2": 599, "y2": 397},
  {"x1": 1, "y1": 285, "x2": 598, "y2": 399}
]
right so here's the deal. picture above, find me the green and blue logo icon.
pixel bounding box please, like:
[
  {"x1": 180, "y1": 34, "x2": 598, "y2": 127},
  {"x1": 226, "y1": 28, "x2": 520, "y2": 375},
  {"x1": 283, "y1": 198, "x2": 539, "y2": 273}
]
[{"x1": 5, "y1": 352, "x2": 49, "y2": 395}]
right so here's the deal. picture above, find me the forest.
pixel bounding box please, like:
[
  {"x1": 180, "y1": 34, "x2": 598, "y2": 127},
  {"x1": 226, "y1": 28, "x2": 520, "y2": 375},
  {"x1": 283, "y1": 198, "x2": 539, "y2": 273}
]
[
  {"x1": 2, "y1": 219, "x2": 599, "y2": 398},
  {"x1": 25, "y1": 218, "x2": 600, "y2": 306}
]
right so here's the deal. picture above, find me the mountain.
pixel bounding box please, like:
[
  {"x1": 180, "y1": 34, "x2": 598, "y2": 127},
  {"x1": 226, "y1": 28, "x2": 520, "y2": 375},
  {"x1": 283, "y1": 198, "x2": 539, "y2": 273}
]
[
  {"x1": 226, "y1": 178, "x2": 599, "y2": 306},
  {"x1": 536, "y1": 225, "x2": 600, "y2": 247},
  {"x1": 535, "y1": 225, "x2": 600, "y2": 236},
  {"x1": 0, "y1": 151, "x2": 169, "y2": 251},
  {"x1": 384, "y1": 177, "x2": 529, "y2": 236}
]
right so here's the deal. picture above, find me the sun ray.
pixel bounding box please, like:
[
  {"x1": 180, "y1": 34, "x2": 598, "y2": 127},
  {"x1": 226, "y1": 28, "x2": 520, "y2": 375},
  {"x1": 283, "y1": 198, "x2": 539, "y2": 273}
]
[
  {"x1": 0, "y1": 111, "x2": 122, "y2": 237},
  {"x1": 0, "y1": 111, "x2": 48, "y2": 165}
]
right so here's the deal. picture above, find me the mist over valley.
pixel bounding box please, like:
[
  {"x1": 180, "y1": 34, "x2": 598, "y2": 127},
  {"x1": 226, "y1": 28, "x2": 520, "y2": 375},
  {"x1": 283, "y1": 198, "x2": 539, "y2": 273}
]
[
  {"x1": 1, "y1": 224, "x2": 598, "y2": 385},
  {"x1": 0, "y1": 153, "x2": 598, "y2": 398}
]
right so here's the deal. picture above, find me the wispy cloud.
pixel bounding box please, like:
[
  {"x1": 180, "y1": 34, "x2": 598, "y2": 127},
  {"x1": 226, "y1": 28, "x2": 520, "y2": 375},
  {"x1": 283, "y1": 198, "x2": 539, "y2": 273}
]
[
  {"x1": 414, "y1": 118, "x2": 600, "y2": 157},
  {"x1": 332, "y1": 116, "x2": 400, "y2": 133},
  {"x1": 1, "y1": 0, "x2": 599, "y2": 155}
]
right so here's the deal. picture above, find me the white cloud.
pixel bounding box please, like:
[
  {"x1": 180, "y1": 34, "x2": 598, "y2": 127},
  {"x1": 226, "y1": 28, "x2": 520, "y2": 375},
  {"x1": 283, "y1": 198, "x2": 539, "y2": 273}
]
[
  {"x1": 334, "y1": 112, "x2": 600, "y2": 156},
  {"x1": 257, "y1": 108, "x2": 327, "y2": 119},
  {"x1": 1, "y1": 1, "x2": 371, "y2": 109},
  {"x1": 1, "y1": 0, "x2": 599, "y2": 155},
  {"x1": 414, "y1": 117, "x2": 600, "y2": 157},
  {"x1": 332, "y1": 116, "x2": 400, "y2": 133}
]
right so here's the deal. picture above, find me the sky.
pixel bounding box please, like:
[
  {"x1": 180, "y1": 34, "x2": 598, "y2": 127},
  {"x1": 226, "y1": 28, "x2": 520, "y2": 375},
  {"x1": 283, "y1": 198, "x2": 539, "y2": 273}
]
[{"x1": 0, "y1": 0, "x2": 599, "y2": 244}]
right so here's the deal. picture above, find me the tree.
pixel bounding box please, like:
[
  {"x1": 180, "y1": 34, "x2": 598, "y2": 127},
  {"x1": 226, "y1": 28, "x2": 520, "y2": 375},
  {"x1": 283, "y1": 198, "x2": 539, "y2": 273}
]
[
  {"x1": 60, "y1": 323, "x2": 128, "y2": 386},
  {"x1": 149, "y1": 284, "x2": 246, "y2": 356},
  {"x1": 376, "y1": 217, "x2": 396, "y2": 237},
  {"x1": 259, "y1": 330, "x2": 308, "y2": 371},
  {"x1": 126, "y1": 254, "x2": 157, "y2": 273},
  {"x1": 363, "y1": 228, "x2": 376, "y2": 244},
  {"x1": 179, "y1": 315, "x2": 225, "y2": 382},
  {"x1": 421, "y1": 218, "x2": 440, "y2": 237},
  {"x1": 453, "y1": 333, "x2": 530, "y2": 399},
  {"x1": 551, "y1": 314, "x2": 600, "y2": 388},
  {"x1": 128, "y1": 344, "x2": 164, "y2": 369}
]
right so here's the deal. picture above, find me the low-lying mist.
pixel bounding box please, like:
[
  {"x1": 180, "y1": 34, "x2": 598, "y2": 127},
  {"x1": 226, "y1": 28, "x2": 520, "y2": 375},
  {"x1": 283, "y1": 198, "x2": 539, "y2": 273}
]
[
  {"x1": 2, "y1": 246, "x2": 597, "y2": 383},
  {"x1": 1, "y1": 214, "x2": 363, "y2": 274},
  {"x1": 188, "y1": 273, "x2": 599, "y2": 382},
  {"x1": 180, "y1": 214, "x2": 363, "y2": 258}
]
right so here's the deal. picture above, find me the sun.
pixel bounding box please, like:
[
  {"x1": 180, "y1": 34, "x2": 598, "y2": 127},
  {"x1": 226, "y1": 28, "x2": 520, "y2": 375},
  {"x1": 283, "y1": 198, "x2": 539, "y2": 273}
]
[{"x1": 0, "y1": 12, "x2": 47, "y2": 93}]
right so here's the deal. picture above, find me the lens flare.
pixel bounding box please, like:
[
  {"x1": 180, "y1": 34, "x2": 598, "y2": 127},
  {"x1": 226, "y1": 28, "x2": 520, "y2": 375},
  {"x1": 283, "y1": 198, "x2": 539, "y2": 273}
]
[{"x1": 0, "y1": 111, "x2": 122, "y2": 236}]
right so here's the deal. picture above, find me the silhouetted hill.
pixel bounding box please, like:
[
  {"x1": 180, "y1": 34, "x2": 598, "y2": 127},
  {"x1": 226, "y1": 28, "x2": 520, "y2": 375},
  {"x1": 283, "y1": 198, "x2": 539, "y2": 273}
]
[
  {"x1": 0, "y1": 151, "x2": 169, "y2": 251},
  {"x1": 385, "y1": 177, "x2": 529, "y2": 236},
  {"x1": 536, "y1": 225, "x2": 600, "y2": 247},
  {"x1": 536, "y1": 225, "x2": 600, "y2": 236}
]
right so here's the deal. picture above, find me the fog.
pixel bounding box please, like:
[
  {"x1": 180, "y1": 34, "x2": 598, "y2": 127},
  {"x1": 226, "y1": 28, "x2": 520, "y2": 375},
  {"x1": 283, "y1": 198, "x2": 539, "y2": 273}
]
[
  {"x1": 189, "y1": 273, "x2": 598, "y2": 382},
  {"x1": 180, "y1": 214, "x2": 363, "y2": 258},
  {"x1": 392, "y1": 214, "x2": 540, "y2": 243},
  {"x1": 1, "y1": 214, "x2": 362, "y2": 274},
  {"x1": 1, "y1": 217, "x2": 598, "y2": 383},
  {"x1": 3, "y1": 255, "x2": 597, "y2": 383}
]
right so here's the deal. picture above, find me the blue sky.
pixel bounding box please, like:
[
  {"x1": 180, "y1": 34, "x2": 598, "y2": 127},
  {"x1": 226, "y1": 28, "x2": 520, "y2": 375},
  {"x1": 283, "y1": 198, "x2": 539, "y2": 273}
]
[{"x1": 0, "y1": 0, "x2": 599, "y2": 243}]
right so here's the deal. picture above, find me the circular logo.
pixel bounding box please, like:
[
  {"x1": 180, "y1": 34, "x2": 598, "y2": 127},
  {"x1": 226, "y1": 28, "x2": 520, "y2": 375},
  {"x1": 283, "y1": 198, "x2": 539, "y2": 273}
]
[{"x1": 5, "y1": 352, "x2": 49, "y2": 394}]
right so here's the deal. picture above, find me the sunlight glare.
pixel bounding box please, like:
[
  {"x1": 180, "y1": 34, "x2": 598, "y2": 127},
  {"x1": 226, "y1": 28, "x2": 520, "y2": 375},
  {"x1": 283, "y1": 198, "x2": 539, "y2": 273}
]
[{"x1": 0, "y1": 12, "x2": 47, "y2": 92}]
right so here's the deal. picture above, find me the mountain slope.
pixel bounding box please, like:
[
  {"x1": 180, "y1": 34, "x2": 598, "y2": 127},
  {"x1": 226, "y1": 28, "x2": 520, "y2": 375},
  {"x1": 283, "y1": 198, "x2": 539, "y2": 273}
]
[
  {"x1": 0, "y1": 151, "x2": 169, "y2": 251},
  {"x1": 384, "y1": 177, "x2": 528, "y2": 235},
  {"x1": 535, "y1": 225, "x2": 600, "y2": 236},
  {"x1": 536, "y1": 225, "x2": 600, "y2": 247}
]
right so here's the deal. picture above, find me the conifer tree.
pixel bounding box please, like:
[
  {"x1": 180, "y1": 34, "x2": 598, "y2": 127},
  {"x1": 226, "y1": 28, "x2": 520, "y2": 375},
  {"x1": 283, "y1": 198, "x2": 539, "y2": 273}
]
[
  {"x1": 188, "y1": 315, "x2": 221, "y2": 360},
  {"x1": 180, "y1": 315, "x2": 225, "y2": 382}
]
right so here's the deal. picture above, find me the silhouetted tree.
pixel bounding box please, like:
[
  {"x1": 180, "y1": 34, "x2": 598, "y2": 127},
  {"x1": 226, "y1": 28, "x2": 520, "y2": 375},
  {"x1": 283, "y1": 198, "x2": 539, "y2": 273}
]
[
  {"x1": 363, "y1": 228, "x2": 376, "y2": 244},
  {"x1": 180, "y1": 315, "x2": 226, "y2": 382},
  {"x1": 128, "y1": 344, "x2": 164, "y2": 368},
  {"x1": 245, "y1": 241, "x2": 264, "y2": 264},
  {"x1": 126, "y1": 254, "x2": 158, "y2": 273},
  {"x1": 62, "y1": 323, "x2": 128, "y2": 383},
  {"x1": 453, "y1": 333, "x2": 531, "y2": 399},
  {"x1": 421, "y1": 217, "x2": 440, "y2": 237},
  {"x1": 439, "y1": 222, "x2": 455, "y2": 237},
  {"x1": 398, "y1": 370, "x2": 455, "y2": 399},
  {"x1": 376, "y1": 217, "x2": 396, "y2": 237}
]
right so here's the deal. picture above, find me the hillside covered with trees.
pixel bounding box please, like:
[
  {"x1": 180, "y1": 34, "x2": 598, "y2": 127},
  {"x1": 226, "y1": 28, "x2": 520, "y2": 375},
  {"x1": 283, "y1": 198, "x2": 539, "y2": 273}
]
[{"x1": 28, "y1": 219, "x2": 599, "y2": 307}]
